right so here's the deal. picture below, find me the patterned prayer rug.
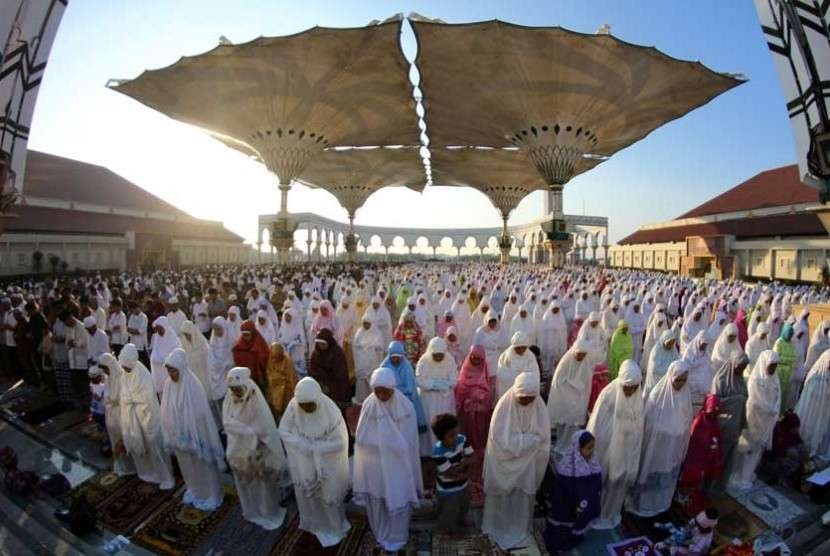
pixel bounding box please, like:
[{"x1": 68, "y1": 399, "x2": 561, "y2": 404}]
[
  {"x1": 132, "y1": 486, "x2": 237, "y2": 555},
  {"x1": 190, "y1": 503, "x2": 288, "y2": 556},
  {"x1": 734, "y1": 484, "x2": 805, "y2": 530},
  {"x1": 63, "y1": 470, "x2": 133, "y2": 506},
  {"x1": 268, "y1": 513, "x2": 370, "y2": 556},
  {"x1": 605, "y1": 536, "x2": 656, "y2": 556},
  {"x1": 431, "y1": 532, "x2": 493, "y2": 555},
  {"x1": 64, "y1": 470, "x2": 184, "y2": 535}
]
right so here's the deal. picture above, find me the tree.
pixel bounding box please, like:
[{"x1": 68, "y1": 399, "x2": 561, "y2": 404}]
[
  {"x1": 47, "y1": 254, "x2": 60, "y2": 274},
  {"x1": 32, "y1": 250, "x2": 44, "y2": 274},
  {"x1": 59, "y1": 260, "x2": 68, "y2": 274}
]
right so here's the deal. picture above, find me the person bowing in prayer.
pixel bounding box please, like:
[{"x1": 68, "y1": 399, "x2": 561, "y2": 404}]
[
  {"x1": 223, "y1": 367, "x2": 288, "y2": 530},
  {"x1": 628, "y1": 360, "x2": 694, "y2": 517},
  {"x1": 416, "y1": 338, "x2": 459, "y2": 451},
  {"x1": 353, "y1": 367, "x2": 423, "y2": 553},
  {"x1": 495, "y1": 331, "x2": 540, "y2": 402},
  {"x1": 161, "y1": 348, "x2": 226, "y2": 511},
  {"x1": 548, "y1": 339, "x2": 594, "y2": 459},
  {"x1": 97, "y1": 353, "x2": 135, "y2": 476},
  {"x1": 587, "y1": 360, "x2": 645, "y2": 529},
  {"x1": 481, "y1": 372, "x2": 550, "y2": 550},
  {"x1": 232, "y1": 320, "x2": 271, "y2": 390},
  {"x1": 543, "y1": 430, "x2": 602, "y2": 552},
  {"x1": 279, "y1": 377, "x2": 351, "y2": 548},
  {"x1": 117, "y1": 344, "x2": 175, "y2": 490},
  {"x1": 308, "y1": 328, "x2": 351, "y2": 407},
  {"x1": 265, "y1": 343, "x2": 297, "y2": 419}
]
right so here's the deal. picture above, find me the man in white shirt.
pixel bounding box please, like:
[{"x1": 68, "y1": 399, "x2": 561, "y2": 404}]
[
  {"x1": 85, "y1": 316, "x2": 109, "y2": 364},
  {"x1": 166, "y1": 296, "x2": 186, "y2": 335},
  {"x1": 107, "y1": 299, "x2": 128, "y2": 355},
  {"x1": 127, "y1": 301, "x2": 149, "y2": 366}
]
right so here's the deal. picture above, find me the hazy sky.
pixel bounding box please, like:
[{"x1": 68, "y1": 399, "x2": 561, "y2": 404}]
[{"x1": 28, "y1": 0, "x2": 796, "y2": 253}]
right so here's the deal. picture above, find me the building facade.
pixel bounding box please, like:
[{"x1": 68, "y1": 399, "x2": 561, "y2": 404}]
[
  {"x1": 0, "y1": 151, "x2": 253, "y2": 275},
  {"x1": 609, "y1": 165, "x2": 830, "y2": 283}
]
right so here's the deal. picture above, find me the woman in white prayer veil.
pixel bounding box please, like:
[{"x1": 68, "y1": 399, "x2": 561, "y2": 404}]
[
  {"x1": 416, "y1": 337, "x2": 458, "y2": 448},
  {"x1": 587, "y1": 360, "x2": 645, "y2": 529},
  {"x1": 161, "y1": 348, "x2": 226, "y2": 511},
  {"x1": 117, "y1": 344, "x2": 175, "y2": 490},
  {"x1": 352, "y1": 316, "x2": 385, "y2": 403},
  {"x1": 575, "y1": 312, "x2": 606, "y2": 371},
  {"x1": 279, "y1": 377, "x2": 351, "y2": 547},
  {"x1": 746, "y1": 322, "x2": 772, "y2": 371},
  {"x1": 451, "y1": 294, "x2": 474, "y2": 351},
  {"x1": 208, "y1": 317, "x2": 234, "y2": 405},
  {"x1": 496, "y1": 331, "x2": 540, "y2": 400},
  {"x1": 473, "y1": 310, "x2": 509, "y2": 383},
  {"x1": 547, "y1": 339, "x2": 594, "y2": 458},
  {"x1": 353, "y1": 367, "x2": 422, "y2": 553},
  {"x1": 150, "y1": 316, "x2": 181, "y2": 395},
  {"x1": 276, "y1": 307, "x2": 307, "y2": 377},
  {"x1": 627, "y1": 360, "x2": 693, "y2": 517},
  {"x1": 640, "y1": 311, "x2": 668, "y2": 369},
  {"x1": 255, "y1": 309, "x2": 278, "y2": 346},
  {"x1": 482, "y1": 371, "x2": 551, "y2": 550},
  {"x1": 509, "y1": 303, "x2": 537, "y2": 346},
  {"x1": 363, "y1": 296, "x2": 393, "y2": 345},
  {"x1": 728, "y1": 350, "x2": 781, "y2": 493},
  {"x1": 179, "y1": 320, "x2": 211, "y2": 395},
  {"x1": 681, "y1": 330, "x2": 713, "y2": 411},
  {"x1": 223, "y1": 367, "x2": 288, "y2": 530},
  {"x1": 804, "y1": 320, "x2": 830, "y2": 373},
  {"x1": 226, "y1": 306, "x2": 242, "y2": 344},
  {"x1": 539, "y1": 301, "x2": 568, "y2": 375},
  {"x1": 625, "y1": 300, "x2": 647, "y2": 363},
  {"x1": 795, "y1": 350, "x2": 830, "y2": 458},
  {"x1": 97, "y1": 353, "x2": 135, "y2": 476},
  {"x1": 644, "y1": 330, "x2": 679, "y2": 397},
  {"x1": 708, "y1": 323, "x2": 741, "y2": 370}
]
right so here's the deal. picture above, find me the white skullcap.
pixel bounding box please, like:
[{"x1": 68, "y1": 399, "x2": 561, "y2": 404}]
[{"x1": 82, "y1": 316, "x2": 97, "y2": 328}]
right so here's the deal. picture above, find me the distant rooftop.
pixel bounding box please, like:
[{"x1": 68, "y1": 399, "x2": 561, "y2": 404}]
[
  {"x1": 677, "y1": 164, "x2": 817, "y2": 219},
  {"x1": 22, "y1": 150, "x2": 189, "y2": 217},
  {"x1": 619, "y1": 164, "x2": 823, "y2": 245},
  {"x1": 9, "y1": 150, "x2": 243, "y2": 242}
]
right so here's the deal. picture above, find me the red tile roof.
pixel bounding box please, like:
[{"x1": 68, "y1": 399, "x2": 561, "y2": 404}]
[
  {"x1": 678, "y1": 165, "x2": 818, "y2": 219},
  {"x1": 5, "y1": 205, "x2": 243, "y2": 242},
  {"x1": 11, "y1": 150, "x2": 243, "y2": 242},
  {"x1": 619, "y1": 212, "x2": 825, "y2": 245},
  {"x1": 23, "y1": 151, "x2": 189, "y2": 216}
]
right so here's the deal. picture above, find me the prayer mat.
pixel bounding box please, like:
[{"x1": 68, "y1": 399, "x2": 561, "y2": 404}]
[
  {"x1": 605, "y1": 536, "x2": 656, "y2": 556},
  {"x1": 734, "y1": 484, "x2": 805, "y2": 530},
  {"x1": 68, "y1": 419, "x2": 107, "y2": 442},
  {"x1": 63, "y1": 470, "x2": 134, "y2": 506},
  {"x1": 269, "y1": 513, "x2": 369, "y2": 556},
  {"x1": 431, "y1": 532, "x2": 492, "y2": 555},
  {"x1": 132, "y1": 485, "x2": 237, "y2": 555},
  {"x1": 707, "y1": 495, "x2": 767, "y2": 546},
  {"x1": 96, "y1": 475, "x2": 184, "y2": 535},
  {"x1": 191, "y1": 503, "x2": 288, "y2": 556}
]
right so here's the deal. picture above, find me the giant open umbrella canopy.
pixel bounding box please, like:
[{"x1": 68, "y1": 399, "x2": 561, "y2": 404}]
[
  {"x1": 109, "y1": 18, "x2": 420, "y2": 187},
  {"x1": 430, "y1": 147, "x2": 602, "y2": 222},
  {"x1": 297, "y1": 147, "x2": 426, "y2": 223},
  {"x1": 411, "y1": 18, "x2": 745, "y2": 186}
]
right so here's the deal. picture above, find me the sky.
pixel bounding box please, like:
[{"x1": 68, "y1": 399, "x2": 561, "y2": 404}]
[{"x1": 27, "y1": 0, "x2": 797, "y2": 254}]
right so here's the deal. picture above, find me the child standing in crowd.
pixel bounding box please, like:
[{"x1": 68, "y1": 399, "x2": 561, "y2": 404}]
[
  {"x1": 432, "y1": 413, "x2": 474, "y2": 533},
  {"x1": 88, "y1": 366, "x2": 106, "y2": 433}
]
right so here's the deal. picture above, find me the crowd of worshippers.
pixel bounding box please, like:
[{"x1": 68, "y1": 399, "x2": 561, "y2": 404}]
[{"x1": 3, "y1": 262, "x2": 830, "y2": 554}]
